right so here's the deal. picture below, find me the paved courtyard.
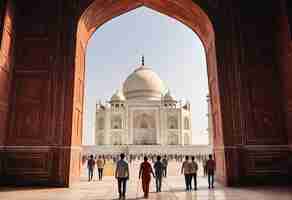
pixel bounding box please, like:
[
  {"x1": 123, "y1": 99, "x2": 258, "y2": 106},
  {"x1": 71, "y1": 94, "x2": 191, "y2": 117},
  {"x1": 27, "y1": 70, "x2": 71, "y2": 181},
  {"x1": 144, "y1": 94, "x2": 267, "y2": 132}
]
[{"x1": 0, "y1": 161, "x2": 291, "y2": 200}]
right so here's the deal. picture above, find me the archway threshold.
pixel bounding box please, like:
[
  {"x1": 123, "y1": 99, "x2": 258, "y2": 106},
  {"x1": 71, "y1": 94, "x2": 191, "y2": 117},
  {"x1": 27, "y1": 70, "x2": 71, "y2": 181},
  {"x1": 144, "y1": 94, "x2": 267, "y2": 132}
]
[{"x1": 1, "y1": 175, "x2": 291, "y2": 200}]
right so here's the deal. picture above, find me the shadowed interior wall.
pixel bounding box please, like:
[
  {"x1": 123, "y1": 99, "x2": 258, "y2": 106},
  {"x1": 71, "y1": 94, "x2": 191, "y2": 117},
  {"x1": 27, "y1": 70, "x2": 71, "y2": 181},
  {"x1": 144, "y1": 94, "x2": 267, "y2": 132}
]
[
  {"x1": 279, "y1": 0, "x2": 292, "y2": 176},
  {"x1": 1, "y1": 1, "x2": 81, "y2": 186},
  {"x1": 0, "y1": 0, "x2": 291, "y2": 187},
  {"x1": 0, "y1": 0, "x2": 15, "y2": 178}
]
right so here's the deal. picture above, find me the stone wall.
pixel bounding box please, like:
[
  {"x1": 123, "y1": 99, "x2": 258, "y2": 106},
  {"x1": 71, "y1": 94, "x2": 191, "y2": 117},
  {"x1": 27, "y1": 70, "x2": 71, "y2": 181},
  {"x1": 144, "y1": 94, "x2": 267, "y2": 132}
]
[
  {"x1": 278, "y1": 0, "x2": 292, "y2": 178},
  {"x1": 1, "y1": 1, "x2": 81, "y2": 186},
  {"x1": 0, "y1": 0, "x2": 15, "y2": 179}
]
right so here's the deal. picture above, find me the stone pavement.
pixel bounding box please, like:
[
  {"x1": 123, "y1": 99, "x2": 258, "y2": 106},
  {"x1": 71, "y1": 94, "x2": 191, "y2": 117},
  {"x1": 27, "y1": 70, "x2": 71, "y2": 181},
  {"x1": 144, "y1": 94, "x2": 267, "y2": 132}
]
[
  {"x1": 0, "y1": 160, "x2": 291, "y2": 200},
  {"x1": 1, "y1": 176, "x2": 292, "y2": 200}
]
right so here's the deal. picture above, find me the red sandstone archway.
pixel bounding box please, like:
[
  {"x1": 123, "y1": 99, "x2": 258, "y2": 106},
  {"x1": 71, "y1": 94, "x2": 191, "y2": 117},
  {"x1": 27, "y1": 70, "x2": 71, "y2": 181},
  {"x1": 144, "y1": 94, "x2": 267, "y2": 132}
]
[
  {"x1": 2, "y1": 0, "x2": 289, "y2": 188},
  {"x1": 73, "y1": 0, "x2": 224, "y2": 184}
]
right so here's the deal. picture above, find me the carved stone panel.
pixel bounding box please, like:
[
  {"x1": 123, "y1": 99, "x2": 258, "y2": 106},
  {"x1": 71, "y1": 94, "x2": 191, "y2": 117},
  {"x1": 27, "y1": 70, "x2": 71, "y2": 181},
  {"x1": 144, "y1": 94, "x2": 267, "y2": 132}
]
[
  {"x1": 8, "y1": 72, "x2": 50, "y2": 145},
  {"x1": 245, "y1": 148, "x2": 289, "y2": 176},
  {"x1": 246, "y1": 67, "x2": 284, "y2": 144},
  {"x1": 4, "y1": 149, "x2": 53, "y2": 178}
]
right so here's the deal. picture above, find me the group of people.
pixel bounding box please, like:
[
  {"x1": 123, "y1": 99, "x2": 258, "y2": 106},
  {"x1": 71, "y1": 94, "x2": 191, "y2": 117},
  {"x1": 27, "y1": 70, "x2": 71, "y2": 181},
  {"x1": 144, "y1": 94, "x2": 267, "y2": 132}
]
[
  {"x1": 87, "y1": 153, "x2": 216, "y2": 200},
  {"x1": 181, "y1": 154, "x2": 215, "y2": 191},
  {"x1": 115, "y1": 153, "x2": 165, "y2": 199},
  {"x1": 86, "y1": 155, "x2": 106, "y2": 181},
  {"x1": 83, "y1": 153, "x2": 210, "y2": 165}
]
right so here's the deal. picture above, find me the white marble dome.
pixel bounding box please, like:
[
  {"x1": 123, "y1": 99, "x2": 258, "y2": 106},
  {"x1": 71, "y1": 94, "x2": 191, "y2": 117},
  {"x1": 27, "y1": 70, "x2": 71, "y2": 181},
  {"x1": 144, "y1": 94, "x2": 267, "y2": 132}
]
[{"x1": 123, "y1": 65, "x2": 167, "y2": 100}]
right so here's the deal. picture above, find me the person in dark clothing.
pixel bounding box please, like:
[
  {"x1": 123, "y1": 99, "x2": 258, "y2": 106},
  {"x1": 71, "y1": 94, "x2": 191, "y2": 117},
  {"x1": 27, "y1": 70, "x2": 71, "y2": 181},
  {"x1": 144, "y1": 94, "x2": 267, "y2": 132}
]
[
  {"x1": 153, "y1": 155, "x2": 164, "y2": 192},
  {"x1": 203, "y1": 160, "x2": 208, "y2": 176},
  {"x1": 206, "y1": 154, "x2": 216, "y2": 189},
  {"x1": 87, "y1": 155, "x2": 95, "y2": 182},
  {"x1": 162, "y1": 155, "x2": 168, "y2": 177},
  {"x1": 190, "y1": 156, "x2": 198, "y2": 190}
]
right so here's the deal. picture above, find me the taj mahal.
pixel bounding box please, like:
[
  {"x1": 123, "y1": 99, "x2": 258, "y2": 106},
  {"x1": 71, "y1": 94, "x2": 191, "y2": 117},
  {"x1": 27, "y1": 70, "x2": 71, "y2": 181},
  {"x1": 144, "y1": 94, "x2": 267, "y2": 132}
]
[
  {"x1": 95, "y1": 57, "x2": 192, "y2": 146},
  {"x1": 83, "y1": 57, "x2": 212, "y2": 156}
]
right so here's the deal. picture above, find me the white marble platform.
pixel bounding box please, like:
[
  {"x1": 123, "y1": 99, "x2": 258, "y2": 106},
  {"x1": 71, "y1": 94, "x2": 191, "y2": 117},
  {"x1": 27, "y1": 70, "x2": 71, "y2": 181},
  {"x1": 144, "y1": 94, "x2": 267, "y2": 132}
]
[{"x1": 0, "y1": 161, "x2": 291, "y2": 200}]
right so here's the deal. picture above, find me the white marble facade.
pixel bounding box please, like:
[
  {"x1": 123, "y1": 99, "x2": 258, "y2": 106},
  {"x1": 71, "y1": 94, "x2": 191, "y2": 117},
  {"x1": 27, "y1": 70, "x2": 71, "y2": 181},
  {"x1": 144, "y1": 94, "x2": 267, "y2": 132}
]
[{"x1": 95, "y1": 59, "x2": 192, "y2": 146}]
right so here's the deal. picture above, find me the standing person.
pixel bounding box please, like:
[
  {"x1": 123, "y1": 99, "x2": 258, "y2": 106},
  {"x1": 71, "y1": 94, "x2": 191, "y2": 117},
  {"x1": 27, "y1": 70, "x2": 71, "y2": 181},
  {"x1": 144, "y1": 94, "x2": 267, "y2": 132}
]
[
  {"x1": 206, "y1": 154, "x2": 216, "y2": 189},
  {"x1": 96, "y1": 155, "x2": 105, "y2": 181},
  {"x1": 87, "y1": 155, "x2": 95, "y2": 182},
  {"x1": 190, "y1": 156, "x2": 198, "y2": 190},
  {"x1": 102, "y1": 154, "x2": 106, "y2": 165},
  {"x1": 139, "y1": 156, "x2": 155, "y2": 198},
  {"x1": 153, "y1": 155, "x2": 164, "y2": 192},
  {"x1": 115, "y1": 153, "x2": 129, "y2": 200},
  {"x1": 162, "y1": 155, "x2": 168, "y2": 177},
  {"x1": 181, "y1": 156, "x2": 192, "y2": 191},
  {"x1": 203, "y1": 159, "x2": 208, "y2": 176}
]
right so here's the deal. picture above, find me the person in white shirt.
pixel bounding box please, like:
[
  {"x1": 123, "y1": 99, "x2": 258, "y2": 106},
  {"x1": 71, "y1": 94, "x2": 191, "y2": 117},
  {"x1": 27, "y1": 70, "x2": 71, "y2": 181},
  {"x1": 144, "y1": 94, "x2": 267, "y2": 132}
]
[
  {"x1": 96, "y1": 155, "x2": 105, "y2": 181},
  {"x1": 115, "y1": 153, "x2": 129, "y2": 200},
  {"x1": 190, "y1": 156, "x2": 198, "y2": 190},
  {"x1": 181, "y1": 156, "x2": 192, "y2": 191}
]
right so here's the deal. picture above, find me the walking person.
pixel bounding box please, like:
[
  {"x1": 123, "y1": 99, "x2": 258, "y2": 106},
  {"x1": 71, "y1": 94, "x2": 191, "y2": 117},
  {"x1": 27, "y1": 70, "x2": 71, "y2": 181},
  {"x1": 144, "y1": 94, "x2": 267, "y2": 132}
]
[
  {"x1": 87, "y1": 155, "x2": 95, "y2": 182},
  {"x1": 181, "y1": 156, "x2": 192, "y2": 191},
  {"x1": 206, "y1": 154, "x2": 216, "y2": 189},
  {"x1": 153, "y1": 155, "x2": 164, "y2": 192},
  {"x1": 162, "y1": 155, "x2": 168, "y2": 177},
  {"x1": 190, "y1": 156, "x2": 198, "y2": 190},
  {"x1": 96, "y1": 155, "x2": 105, "y2": 181},
  {"x1": 139, "y1": 156, "x2": 155, "y2": 199},
  {"x1": 203, "y1": 159, "x2": 208, "y2": 176},
  {"x1": 115, "y1": 153, "x2": 129, "y2": 200}
]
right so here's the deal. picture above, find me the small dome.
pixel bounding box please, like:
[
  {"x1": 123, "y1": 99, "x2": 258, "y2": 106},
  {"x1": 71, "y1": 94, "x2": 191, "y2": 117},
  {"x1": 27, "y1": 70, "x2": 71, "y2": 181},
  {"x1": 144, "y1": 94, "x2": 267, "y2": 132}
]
[
  {"x1": 110, "y1": 90, "x2": 125, "y2": 101},
  {"x1": 164, "y1": 90, "x2": 176, "y2": 101},
  {"x1": 123, "y1": 65, "x2": 167, "y2": 100}
]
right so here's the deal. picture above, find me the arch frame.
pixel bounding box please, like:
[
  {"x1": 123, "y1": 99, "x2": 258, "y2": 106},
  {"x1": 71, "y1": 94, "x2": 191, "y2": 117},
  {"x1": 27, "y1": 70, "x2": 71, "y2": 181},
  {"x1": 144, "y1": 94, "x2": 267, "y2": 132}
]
[{"x1": 73, "y1": 0, "x2": 223, "y2": 185}]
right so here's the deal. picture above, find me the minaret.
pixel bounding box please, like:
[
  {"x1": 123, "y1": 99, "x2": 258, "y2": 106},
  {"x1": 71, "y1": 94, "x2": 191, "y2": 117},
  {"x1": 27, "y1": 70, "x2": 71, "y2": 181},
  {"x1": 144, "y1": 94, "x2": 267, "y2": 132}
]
[{"x1": 207, "y1": 95, "x2": 213, "y2": 147}]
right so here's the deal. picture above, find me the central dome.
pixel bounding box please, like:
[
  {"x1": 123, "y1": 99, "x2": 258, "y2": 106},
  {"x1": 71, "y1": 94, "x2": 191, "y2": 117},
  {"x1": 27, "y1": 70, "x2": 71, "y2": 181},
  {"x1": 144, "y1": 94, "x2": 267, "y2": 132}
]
[{"x1": 123, "y1": 65, "x2": 167, "y2": 100}]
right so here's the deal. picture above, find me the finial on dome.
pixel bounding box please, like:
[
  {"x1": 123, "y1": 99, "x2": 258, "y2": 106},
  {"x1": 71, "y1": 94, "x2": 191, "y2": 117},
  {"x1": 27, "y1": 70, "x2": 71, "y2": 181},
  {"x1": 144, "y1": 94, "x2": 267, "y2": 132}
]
[{"x1": 142, "y1": 55, "x2": 144, "y2": 66}]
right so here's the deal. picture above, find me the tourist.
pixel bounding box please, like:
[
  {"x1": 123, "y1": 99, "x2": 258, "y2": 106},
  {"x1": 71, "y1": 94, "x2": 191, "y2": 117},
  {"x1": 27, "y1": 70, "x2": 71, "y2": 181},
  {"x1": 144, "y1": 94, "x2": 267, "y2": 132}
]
[
  {"x1": 129, "y1": 154, "x2": 133, "y2": 164},
  {"x1": 153, "y1": 155, "x2": 164, "y2": 192},
  {"x1": 190, "y1": 156, "x2": 198, "y2": 190},
  {"x1": 181, "y1": 155, "x2": 192, "y2": 191},
  {"x1": 115, "y1": 153, "x2": 129, "y2": 200},
  {"x1": 203, "y1": 159, "x2": 208, "y2": 176},
  {"x1": 87, "y1": 155, "x2": 95, "y2": 182},
  {"x1": 139, "y1": 156, "x2": 155, "y2": 198},
  {"x1": 206, "y1": 154, "x2": 216, "y2": 189},
  {"x1": 162, "y1": 155, "x2": 168, "y2": 177},
  {"x1": 96, "y1": 155, "x2": 105, "y2": 181},
  {"x1": 102, "y1": 154, "x2": 106, "y2": 164}
]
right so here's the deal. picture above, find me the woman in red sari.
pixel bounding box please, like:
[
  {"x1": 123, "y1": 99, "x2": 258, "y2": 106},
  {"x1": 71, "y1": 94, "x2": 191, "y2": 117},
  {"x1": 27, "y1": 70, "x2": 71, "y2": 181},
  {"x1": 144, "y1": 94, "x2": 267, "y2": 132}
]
[{"x1": 139, "y1": 156, "x2": 155, "y2": 198}]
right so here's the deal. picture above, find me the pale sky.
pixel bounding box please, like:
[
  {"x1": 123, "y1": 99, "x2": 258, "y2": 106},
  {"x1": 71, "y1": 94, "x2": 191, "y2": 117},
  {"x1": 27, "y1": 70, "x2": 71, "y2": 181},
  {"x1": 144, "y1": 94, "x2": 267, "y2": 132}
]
[{"x1": 83, "y1": 7, "x2": 209, "y2": 145}]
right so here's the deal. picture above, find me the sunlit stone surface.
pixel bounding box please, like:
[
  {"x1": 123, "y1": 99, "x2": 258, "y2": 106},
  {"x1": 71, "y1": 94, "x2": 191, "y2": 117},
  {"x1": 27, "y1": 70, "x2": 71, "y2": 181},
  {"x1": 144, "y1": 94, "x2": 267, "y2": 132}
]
[{"x1": 1, "y1": 161, "x2": 291, "y2": 200}]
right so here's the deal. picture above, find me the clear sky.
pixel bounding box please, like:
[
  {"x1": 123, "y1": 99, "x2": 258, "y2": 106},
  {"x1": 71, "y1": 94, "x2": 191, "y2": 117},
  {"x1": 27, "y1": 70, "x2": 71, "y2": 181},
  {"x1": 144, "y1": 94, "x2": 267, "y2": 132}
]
[{"x1": 83, "y1": 7, "x2": 209, "y2": 145}]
